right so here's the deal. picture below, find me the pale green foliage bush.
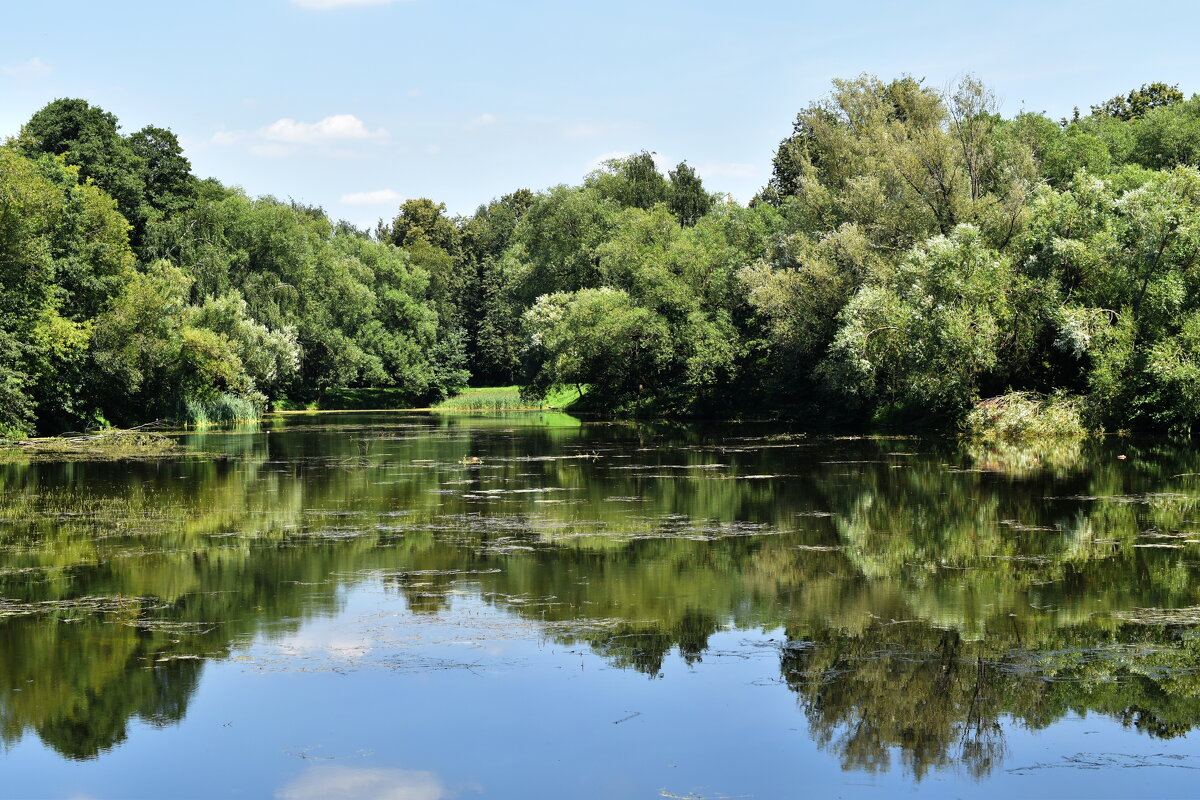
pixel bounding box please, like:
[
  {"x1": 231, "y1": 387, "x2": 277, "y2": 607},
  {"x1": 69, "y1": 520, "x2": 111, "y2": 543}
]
[
  {"x1": 523, "y1": 288, "x2": 672, "y2": 405},
  {"x1": 962, "y1": 392, "x2": 1086, "y2": 442},
  {"x1": 822, "y1": 225, "x2": 1015, "y2": 414}
]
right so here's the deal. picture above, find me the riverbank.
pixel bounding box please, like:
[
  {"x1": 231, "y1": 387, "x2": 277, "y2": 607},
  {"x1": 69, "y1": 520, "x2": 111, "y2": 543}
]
[{"x1": 0, "y1": 428, "x2": 181, "y2": 460}]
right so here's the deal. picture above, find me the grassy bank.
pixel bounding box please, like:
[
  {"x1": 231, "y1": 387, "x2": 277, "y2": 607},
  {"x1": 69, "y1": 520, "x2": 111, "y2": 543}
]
[
  {"x1": 435, "y1": 386, "x2": 585, "y2": 412},
  {"x1": 269, "y1": 385, "x2": 586, "y2": 413},
  {"x1": 273, "y1": 388, "x2": 420, "y2": 412}
]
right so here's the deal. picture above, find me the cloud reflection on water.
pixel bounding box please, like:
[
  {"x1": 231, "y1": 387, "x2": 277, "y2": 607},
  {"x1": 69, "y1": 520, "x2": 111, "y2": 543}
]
[{"x1": 277, "y1": 765, "x2": 455, "y2": 800}]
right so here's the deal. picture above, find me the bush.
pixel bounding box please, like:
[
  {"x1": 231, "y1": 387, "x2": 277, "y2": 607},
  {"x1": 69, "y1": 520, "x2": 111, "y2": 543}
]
[{"x1": 962, "y1": 392, "x2": 1087, "y2": 442}]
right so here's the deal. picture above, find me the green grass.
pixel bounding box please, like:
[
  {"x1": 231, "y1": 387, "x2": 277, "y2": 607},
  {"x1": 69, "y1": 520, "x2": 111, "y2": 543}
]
[
  {"x1": 269, "y1": 385, "x2": 588, "y2": 413},
  {"x1": 315, "y1": 388, "x2": 419, "y2": 410},
  {"x1": 435, "y1": 385, "x2": 586, "y2": 411},
  {"x1": 962, "y1": 391, "x2": 1087, "y2": 442},
  {"x1": 272, "y1": 388, "x2": 420, "y2": 411},
  {"x1": 544, "y1": 385, "x2": 586, "y2": 409}
]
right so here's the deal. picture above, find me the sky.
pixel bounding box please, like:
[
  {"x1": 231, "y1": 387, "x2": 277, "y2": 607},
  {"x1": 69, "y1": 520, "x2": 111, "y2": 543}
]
[{"x1": 3, "y1": 0, "x2": 1200, "y2": 228}]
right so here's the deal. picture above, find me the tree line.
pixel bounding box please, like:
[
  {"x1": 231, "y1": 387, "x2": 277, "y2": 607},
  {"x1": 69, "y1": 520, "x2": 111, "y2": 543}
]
[{"x1": 5, "y1": 77, "x2": 1200, "y2": 435}]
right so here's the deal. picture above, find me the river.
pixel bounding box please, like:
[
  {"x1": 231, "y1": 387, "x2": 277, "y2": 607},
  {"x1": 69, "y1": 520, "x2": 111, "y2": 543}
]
[{"x1": 1, "y1": 412, "x2": 1198, "y2": 798}]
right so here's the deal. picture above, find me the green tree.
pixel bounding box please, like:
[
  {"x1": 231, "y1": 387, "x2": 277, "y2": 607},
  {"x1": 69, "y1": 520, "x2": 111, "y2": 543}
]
[
  {"x1": 510, "y1": 185, "x2": 618, "y2": 298},
  {"x1": 667, "y1": 161, "x2": 711, "y2": 226},
  {"x1": 822, "y1": 225, "x2": 1018, "y2": 419},
  {"x1": 377, "y1": 197, "x2": 459, "y2": 254},
  {"x1": 1092, "y1": 82, "x2": 1185, "y2": 121},
  {"x1": 587, "y1": 151, "x2": 669, "y2": 210},
  {"x1": 764, "y1": 75, "x2": 1037, "y2": 251},
  {"x1": 16, "y1": 99, "x2": 147, "y2": 238},
  {"x1": 522, "y1": 288, "x2": 672, "y2": 407},
  {"x1": 128, "y1": 125, "x2": 197, "y2": 220}
]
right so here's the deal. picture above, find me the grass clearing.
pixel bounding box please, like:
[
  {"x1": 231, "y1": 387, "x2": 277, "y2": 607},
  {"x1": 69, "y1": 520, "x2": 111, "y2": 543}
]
[
  {"x1": 274, "y1": 388, "x2": 420, "y2": 411},
  {"x1": 435, "y1": 385, "x2": 586, "y2": 411}
]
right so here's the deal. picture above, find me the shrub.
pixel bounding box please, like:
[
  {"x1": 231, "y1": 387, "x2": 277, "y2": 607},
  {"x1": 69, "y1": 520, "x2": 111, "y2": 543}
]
[{"x1": 962, "y1": 392, "x2": 1086, "y2": 442}]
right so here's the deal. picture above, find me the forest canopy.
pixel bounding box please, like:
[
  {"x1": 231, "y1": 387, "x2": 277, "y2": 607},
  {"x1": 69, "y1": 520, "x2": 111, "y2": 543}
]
[{"x1": 5, "y1": 77, "x2": 1200, "y2": 435}]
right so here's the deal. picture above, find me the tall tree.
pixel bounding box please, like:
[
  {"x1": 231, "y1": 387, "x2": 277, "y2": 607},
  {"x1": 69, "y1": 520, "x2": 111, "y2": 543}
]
[
  {"x1": 377, "y1": 198, "x2": 459, "y2": 254},
  {"x1": 667, "y1": 161, "x2": 711, "y2": 226},
  {"x1": 588, "y1": 151, "x2": 669, "y2": 210},
  {"x1": 16, "y1": 99, "x2": 147, "y2": 235},
  {"x1": 128, "y1": 125, "x2": 197, "y2": 219}
]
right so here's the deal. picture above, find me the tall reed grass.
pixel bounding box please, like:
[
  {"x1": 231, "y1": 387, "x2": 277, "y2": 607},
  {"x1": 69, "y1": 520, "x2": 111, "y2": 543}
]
[{"x1": 180, "y1": 393, "x2": 262, "y2": 426}]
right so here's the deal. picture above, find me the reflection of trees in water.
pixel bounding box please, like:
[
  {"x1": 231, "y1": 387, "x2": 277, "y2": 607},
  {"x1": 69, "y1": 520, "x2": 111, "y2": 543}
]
[
  {"x1": 5, "y1": 418, "x2": 1200, "y2": 766},
  {"x1": 780, "y1": 621, "x2": 1200, "y2": 780},
  {"x1": 578, "y1": 610, "x2": 720, "y2": 675},
  {"x1": 0, "y1": 617, "x2": 203, "y2": 760}
]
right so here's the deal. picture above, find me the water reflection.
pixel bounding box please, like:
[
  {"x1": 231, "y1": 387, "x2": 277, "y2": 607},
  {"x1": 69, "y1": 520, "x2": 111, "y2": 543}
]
[
  {"x1": 277, "y1": 766, "x2": 457, "y2": 800},
  {"x1": 782, "y1": 621, "x2": 1200, "y2": 779},
  {"x1": 2, "y1": 413, "x2": 1200, "y2": 781}
]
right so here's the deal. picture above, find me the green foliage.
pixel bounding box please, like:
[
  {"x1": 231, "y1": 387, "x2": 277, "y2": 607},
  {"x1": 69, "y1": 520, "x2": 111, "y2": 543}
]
[
  {"x1": 587, "y1": 151, "x2": 669, "y2": 210},
  {"x1": 962, "y1": 392, "x2": 1087, "y2": 442},
  {"x1": 127, "y1": 125, "x2": 197, "y2": 223},
  {"x1": 823, "y1": 226, "x2": 1017, "y2": 417},
  {"x1": 523, "y1": 288, "x2": 673, "y2": 408},
  {"x1": 16, "y1": 99, "x2": 150, "y2": 246},
  {"x1": 377, "y1": 197, "x2": 459, "y2": 253},
  {"x1": 12, "y1": 78, "x2": 1200, "y2": 433},
  {"x1": 667, "y1": 161, "x2": 712, "y2": 226},
  {"x1": 1092, "y1": 82, "x2": 1184, "y2": 121},
  {"x1": 762, "y1": 75, "x2": 1037, "y2": 250}
]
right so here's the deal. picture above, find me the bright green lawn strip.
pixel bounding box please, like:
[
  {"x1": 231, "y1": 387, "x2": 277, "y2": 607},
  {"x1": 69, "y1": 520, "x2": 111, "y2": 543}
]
[{"x1": 436, "y1": 385, "x2": 586, "y2": 411}]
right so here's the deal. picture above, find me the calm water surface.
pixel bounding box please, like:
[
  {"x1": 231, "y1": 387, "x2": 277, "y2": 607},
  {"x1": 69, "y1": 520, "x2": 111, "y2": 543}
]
[{"x1": 3, "y1": 412, "x2": 1200, "y2": 798}]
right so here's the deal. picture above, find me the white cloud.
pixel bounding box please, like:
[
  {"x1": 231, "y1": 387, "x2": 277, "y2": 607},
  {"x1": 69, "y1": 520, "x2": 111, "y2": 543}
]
[
  {"x1": 2, "y1": 57, "x2": 52, "y2": 79},
  {"x1": 210, "y1": 130, "x2": 244, "y2": 145},
  {"x1": 209, "y1": 114, "x2": 387, "y2": 158},
  {"x1": 263, "y1": 114, "x2": 385, "y2": 144},
  {"x1": 467, "y1": 113, "x2": 497, "y2": 127},
  {"x1": 291, "y1": 0, "x2": 413, "y2": 9},
  {"x1": 277, "y1": 766, "x2": 451, "y2": 800},
  {"x1": 341, "y1": 189, "x2": 403, "y2": 205}
]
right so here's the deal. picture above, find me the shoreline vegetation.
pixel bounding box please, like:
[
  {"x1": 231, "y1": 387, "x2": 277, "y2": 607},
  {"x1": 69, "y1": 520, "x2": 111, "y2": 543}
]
[
  {"x1": 7, "y1": 78, "x2": 1200, "y2": 440},
  {"x1": 434, "y1": 385, "x2": 585, "y2": 412},
  {"x1": 0, "y1": 427, "x2": 180, "y2": 460}
]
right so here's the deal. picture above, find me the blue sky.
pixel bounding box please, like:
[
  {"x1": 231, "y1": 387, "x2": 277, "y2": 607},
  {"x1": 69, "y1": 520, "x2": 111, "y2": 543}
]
[{"x1": 3, "y1": 0, "x2": 1199, "y2": 227}]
